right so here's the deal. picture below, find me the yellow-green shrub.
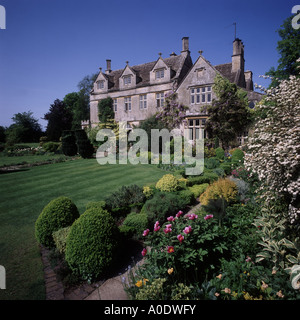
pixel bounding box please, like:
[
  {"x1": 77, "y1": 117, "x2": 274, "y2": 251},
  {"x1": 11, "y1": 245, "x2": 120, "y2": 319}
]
[
  {"x1": 155, "y1": 174, "x2": 179, "y2": 192},
  {"x1": 143, "y1": 186, "x2": 153, "y2": 199},
  {"x1": 188, "y1": 183, "x2": 209, "y2": 198},
  {"x1": 200, "y1": 178, "x2": 237, "y2": 205}
]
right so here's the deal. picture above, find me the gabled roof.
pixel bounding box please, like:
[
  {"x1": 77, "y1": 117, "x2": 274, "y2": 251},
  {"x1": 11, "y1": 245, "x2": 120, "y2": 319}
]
[
  {"x1": 91, "y1": 53, "x2": 193, "y2": 93},
  {"x1": 214, "y1": 63, "x2": 236, "y2": 83}
]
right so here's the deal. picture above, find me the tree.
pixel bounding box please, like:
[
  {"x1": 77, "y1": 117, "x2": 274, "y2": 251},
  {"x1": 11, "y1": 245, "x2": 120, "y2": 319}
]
[
  {"x1": 0, "y1": 126, "x2": 6, "y2": 143},
  {"x1": 6, "y1": 111, "x2": 42, "y2": 143},
  {"x1": 245, "y1": 72, "x2": 300, "y2": 225},
  {"x1": 98, "y1": 97, "x2": 114, "y2": 123},
  {"x1": 266, "y1": 14, "x2": 300, "y2": 87},
  {"x1": 205, "y1": 74, "x2": 251, "y2": 150},
  {"x1": 137, "y1": 114, "x2": 165, "y2": 152},
  {"x1": 63, "y1": 91, "x2": 89, "y2": 130},
  {"x1": 155, "y1": 91, "x2": 188, "y2": 130},
  {"x1": 44, "y1": 99, "x2": 73, "y2": 141}
]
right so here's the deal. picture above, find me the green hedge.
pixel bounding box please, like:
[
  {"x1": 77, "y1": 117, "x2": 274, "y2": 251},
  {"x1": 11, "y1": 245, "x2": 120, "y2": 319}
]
[
  {"x1": 122, "y1": 212, "x2": 148, "y2": 239},
  {"x1": 35, "y1": 196, "x2": 79, "y2": 248},
  {"x1": 141, "y1": 192, "x2": 189, "y2": 226},
  {"x1": 65, "y1": 207, "x2": 120, "y2": 280},
  {"x1": 52, "y1": 226, "x2": 71, "y2": 254},
  {"x1": 186, "y1": 172, "x2": 219, "y2": 186},
  {"x1": 188, "y1": 183, "x2": 209, "y2": 198}
]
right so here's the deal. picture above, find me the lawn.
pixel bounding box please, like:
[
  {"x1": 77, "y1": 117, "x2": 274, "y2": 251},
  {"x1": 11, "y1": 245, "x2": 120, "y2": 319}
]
[{"x1": 0, "y1": 158, "x2": 168, "y2": 300}]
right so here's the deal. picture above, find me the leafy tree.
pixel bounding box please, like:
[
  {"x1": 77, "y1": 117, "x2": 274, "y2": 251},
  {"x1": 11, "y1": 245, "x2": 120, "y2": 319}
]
[
  {"x1": 245, "y1": 73, "x2": 300, "y2": 223},
  {"x1": 6, "y1": 111, "x2": 42, "y2": 143},
  {"x1": 0, "y1": 126, "x2": 6, "y2": 143},
  {"x1": 266, "y1": 14, "x2": 300, "y2": 87},
  {"x1": 137, "y1": 114, "x2": 165, "y2": 152},
  {"x1": 63, "y1": 91, "x2": 89, "y2": 130},
  {"x1": 98, "y1": 97, "x2": 114, "y2": 123},
  {"x1": 44, "y1": 99, "x2": 73, "y2": 141},
  {"x1": 155, "y1": 91, "x2": 188, "y2": 130},
  {"x1": 77, "y1": 73, "x2": 98, "y2": 97},
  {"x1": 205, "y1": 74, "x2": 251, "y2": 150}
]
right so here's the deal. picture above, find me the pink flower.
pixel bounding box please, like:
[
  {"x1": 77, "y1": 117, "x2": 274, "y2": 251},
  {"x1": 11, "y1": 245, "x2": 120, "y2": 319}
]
[
  {"x1": 176, "y1": 210, "x2": 183, "y2": 218},
  {"x1": 141, "y1": 248, "x2": 147, "y2": 256},
  {"x1": 183, "y1": 226, "x2": 192, "y2": 234},
  {"x1": 167, "y1": 246, "x2": 175, "y2": 253},
  {"x1": 177, "y1": 234, "x2": 184, "y2": 243},
  {"x1": 187, "y1": 213, "x2": 198, "y2": 220},
  {"x1": 204, "y1": 214, "x2": 214, "y2": 220},
  {"x1": 167, "y1": 216, "x2": 175, "y2": 222},
  {"x1": 166, "y1": 224, "x2": 172, "y2": 229},
  {"x1": 164, "y1": 227, "x2": 172, "y2": 234},
  {"x1": 154, "y1": 221, "x2": 160, "y2": 232},
  {"x1": 143, "y1": 229, "x2": 150, "y2": 237}
]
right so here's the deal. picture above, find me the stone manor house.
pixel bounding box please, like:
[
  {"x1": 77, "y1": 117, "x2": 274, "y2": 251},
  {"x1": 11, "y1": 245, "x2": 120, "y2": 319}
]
[{"x1": 88, "y1": 37, "x2": 262, "y2": 144}]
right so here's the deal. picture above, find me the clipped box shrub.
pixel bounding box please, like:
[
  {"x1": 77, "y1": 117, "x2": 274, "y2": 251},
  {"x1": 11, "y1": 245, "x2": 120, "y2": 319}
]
[
  {"x1": 61, "y1": 130, "x2": 77, "y2": 156},
  {"x1": 35, "y1": 196, "x2": 79, "y2": 248},
  {"x1": 52, "y1": 226, "x2": 71, "y2": 254},
  {"x1": 200, "y1": 178, "x2": 238, "y2": 206},
  {"x1": 155, "y1": 174, "x2": 179, "y2": 192},
  {"x1": 188, "y1": 183, "x2": 209, "y2": 198},
  {"x1": 122, "y1": 212, "x2": 148, "y2": 239},
  {"x1": 74, "y1": 129, "x2": 94, "y2": 159},
  {"x1": 65, "y1": 207, "x2": 120, "y2": 280},
  {"x1": 231, "y1": 148, "x2": 244, "y2": 164}
]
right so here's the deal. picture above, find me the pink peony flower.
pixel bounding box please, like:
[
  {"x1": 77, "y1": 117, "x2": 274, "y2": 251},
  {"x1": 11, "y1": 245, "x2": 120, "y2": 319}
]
[
  {"x1": 141, "y1": 248, "x2": 147, "y2": 256},
  {"x1": 143, "y1": 229, "x2": 150, "y2": 237},
  {"x1": 187, "y1": 213, "x2": 198, "y2": 220},
  {"x1": 164, "y1": 227, "x2": 172, "y2": 234},
  {"x1": 167, "y1": 216, "x2": 175, "y2": 222},
  {"x1": 167, "y1": 246, "x2": 175, "y2": 253},
  {"x1": 204, "y1": 214, "x2": 214, "y2": 220},
  {"x1": 183, "y1": 226, "x2": 192, "y2": 234},
  {"x1": 176, "y1": 210, "x2": 183, "y2": 218},
  {"x1": 166, "y1": 224, "x2": 172, "y2": 229},
  {"x1": 177, "y1": 234, "x2": 184, "y2": 243},
  {"x1": 154, "y1": 221, "x2": 160, "y2": 232}
]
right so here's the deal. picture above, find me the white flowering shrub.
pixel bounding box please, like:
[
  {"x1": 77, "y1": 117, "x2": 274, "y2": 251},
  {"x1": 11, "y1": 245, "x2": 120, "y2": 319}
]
[{"x1": 245, "y1": 73, "x2": 300, "y2": 225}]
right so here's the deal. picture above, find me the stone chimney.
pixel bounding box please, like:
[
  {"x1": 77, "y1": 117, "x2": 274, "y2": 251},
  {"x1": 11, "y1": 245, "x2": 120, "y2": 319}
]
[
  {"x1": 181, "y1": 37, "x2": 189, "y2": 53},
  {"x1": 105, "y1": 59, "x2": 112, "y2": 74},
  {"x1": 231, "y1": 38, "x2": 244, "y2": 73},
  {"x1": 244, "y1": 70, "x2": 253, "y2": 90}
]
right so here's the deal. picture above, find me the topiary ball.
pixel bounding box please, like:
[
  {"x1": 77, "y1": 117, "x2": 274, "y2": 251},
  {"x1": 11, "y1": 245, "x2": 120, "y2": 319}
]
[
  {"x1": 35, "y1": 196, "x2": 79, "y2": 248},
  {"x1": 155, "y1": 174, "x2": 179, "y2": 192},
  {"x1": 65, "y1": 207, "x2": 120, "y2": 280}
]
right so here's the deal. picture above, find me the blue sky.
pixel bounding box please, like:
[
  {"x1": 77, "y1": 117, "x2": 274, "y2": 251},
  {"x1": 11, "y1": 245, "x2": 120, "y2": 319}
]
[{"x1": 0, "y1": 0, "x2": 298, "y2": 129}]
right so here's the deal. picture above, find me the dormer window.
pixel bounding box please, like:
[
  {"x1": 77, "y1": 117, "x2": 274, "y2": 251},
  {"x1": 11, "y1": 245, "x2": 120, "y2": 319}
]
[
  {"x1": 155, "y1": 69, "x2": 165, "y2": 79},
  {"x1": 97, "y1": 80, "x2": 105, "y2": 89},
  {"x1": 123, "y1": 75, "x2": 132, "y2": 85}
]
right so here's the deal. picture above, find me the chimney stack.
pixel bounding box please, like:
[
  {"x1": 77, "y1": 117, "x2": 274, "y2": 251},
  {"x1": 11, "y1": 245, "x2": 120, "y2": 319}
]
[
  {"x1": 181, "y1": 37, "x2": 189, "y2": 53},
  {"x1": 105, "y1": 59, "x2": 111, "y2": 74},
  {"x1": 231, "y1": 38, "x2": 244, "y2": 73}
]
